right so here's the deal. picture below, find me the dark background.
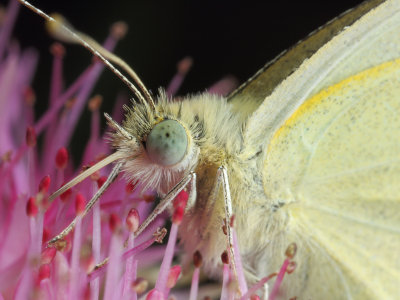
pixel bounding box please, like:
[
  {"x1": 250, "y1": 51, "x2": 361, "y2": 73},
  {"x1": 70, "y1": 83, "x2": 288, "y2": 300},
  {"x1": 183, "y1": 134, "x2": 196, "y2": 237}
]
[{"x1": 4, "y1": 0, "x2": 365, "y2": 159}]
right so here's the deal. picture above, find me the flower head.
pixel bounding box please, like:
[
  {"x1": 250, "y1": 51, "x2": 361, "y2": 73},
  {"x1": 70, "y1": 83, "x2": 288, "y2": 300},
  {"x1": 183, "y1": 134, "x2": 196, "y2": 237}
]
[{"x1": 0, "y1": 1, "x2": 295, "y2": 299}]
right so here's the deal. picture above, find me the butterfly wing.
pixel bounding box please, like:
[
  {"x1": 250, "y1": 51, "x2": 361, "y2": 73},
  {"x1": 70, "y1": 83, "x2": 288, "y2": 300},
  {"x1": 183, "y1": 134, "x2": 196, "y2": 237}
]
[
  {"x1": 227, "y1": 0, "x2": 384, "y2": 122},
  {"x1": 242, "y1": 0, "x2": 400, "y2": 298},
  {"x1": 264, "y1": 59, "x2": 400, "y2": 298}
]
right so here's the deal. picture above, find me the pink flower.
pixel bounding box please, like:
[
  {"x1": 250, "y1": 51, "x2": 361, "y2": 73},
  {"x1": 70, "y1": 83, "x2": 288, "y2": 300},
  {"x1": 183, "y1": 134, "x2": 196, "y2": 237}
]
[{"x1": 0, "y1": 1, "x2": 294, "y2": 299}]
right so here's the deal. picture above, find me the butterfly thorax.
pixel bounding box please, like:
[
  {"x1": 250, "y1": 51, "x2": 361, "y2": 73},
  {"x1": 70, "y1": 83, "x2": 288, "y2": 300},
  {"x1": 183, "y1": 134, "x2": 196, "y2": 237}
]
[{"x1": 112, "y1": 92, "x2": 288, "y2": 279}]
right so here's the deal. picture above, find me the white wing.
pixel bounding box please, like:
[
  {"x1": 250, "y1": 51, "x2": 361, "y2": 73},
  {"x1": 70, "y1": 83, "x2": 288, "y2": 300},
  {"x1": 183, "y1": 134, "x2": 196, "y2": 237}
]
[
  {"x1": 243, "y1": 0, "x2": 400, "y2": 298},
  {"x1": 263, "y1": 59, "x2": 400, "y2": 299},
  {"x1": 242, "y1": 0, "x2": 400, "y2": 156}
]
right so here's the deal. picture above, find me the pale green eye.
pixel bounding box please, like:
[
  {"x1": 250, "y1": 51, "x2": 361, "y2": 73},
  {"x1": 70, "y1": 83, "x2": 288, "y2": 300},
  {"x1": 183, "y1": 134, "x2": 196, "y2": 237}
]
[{"x1": 146, "y1": 120, "x2": 188, "y2": 166}]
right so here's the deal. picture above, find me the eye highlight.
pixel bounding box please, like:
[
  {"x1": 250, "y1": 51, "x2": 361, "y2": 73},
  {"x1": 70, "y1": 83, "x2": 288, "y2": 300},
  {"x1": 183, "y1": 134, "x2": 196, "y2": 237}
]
[{"x1": 146, "y1": 119, "x2": 188, "y2": 166}]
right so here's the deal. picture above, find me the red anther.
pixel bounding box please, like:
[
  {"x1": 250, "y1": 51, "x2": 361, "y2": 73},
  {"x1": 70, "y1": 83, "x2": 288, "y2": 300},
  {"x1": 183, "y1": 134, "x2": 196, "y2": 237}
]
[
  {"x1": 41, "y1": 248, "x2": 57, "y2": 264},
  {"x1": 111, "y1": 21, "x2": 128, "y2": 40},
  {"x1": 126, "y1": 208, "x2": 140, "y2": 233},
  {"x1": 109, "y1": 213, "x2": 122, "y2": 233},
  {"x1": 166, "y1": 265, "x2": 181, "y2": 288},
  {"x1": 173, "y1": 190, "x2": 188, "y2": 209},
  {"x1": 26, "y1": 126, "x2": 36, "y2": 147},
  {"x1": 50, "y1": 42, "x2": 65, "y2": 57},
  {"x1": 143, "y1": 194, "x2": 155, "y2": 203},
  {"x1": 97, "y1": 176, "x2": 107, "y2": 188},
  {"x1": 193, "y1": 250, "x2": 203, "y2": 268},
  {"x1": 38, "y1": 175, "x2": 51, "y2": 194},
  {"x1": 132, "y1": 277, "x2": 148, "y2": 294},
  {"x1": 125, "y1": 180, "x2": 138, "y2": 194},
  {"x1": 221, "y1": 250, "x2": 229, "y2": 264},
  {"x1": 75, "y1": 193, "x2": 86, "y2": 216},
  {"x1": 172, "y1": 190, "x2": 189, "y2": 224},
  {"x1": 65, "y1": 97, "x2": 76, "y2": 109},
  {"x1": 23, "y1": 86, "x2": 36, "y2": 106},
  {"x1": 177, "y1": 56, "x2": 193, "y2": 75},
  {"x1": 172, "y1": 205, "x2": 184, "y2": 225},
  {"x1": 55, "y1": 147, "x2": 69, "y2": 169},
  {"x1": 222, "y1": 220, "x2": 227, "y2": 236},
  {"x1": 26, "y1": 197, "x2": 38, "y2": 217},
  {"x1": 285, "y1": 243, "x2": 297, "y2": 259},
  {"x1": 38, "y1": 264, "x2": 51, "y2": 281},
  {"x1": 42, "y1": 228, "x2": 50, "y2": 244},
  {"x1": 88, "y1": 95, "x2": 103, "y2": 112},
  {"x1": 60, "y1": 187, "x2": 72, "y2": 202},
  {"x1": 145, "y1": 289, "x2": 164, "y2": 300},
  {"x1": 250, "y1": 295, "x2": 261, "y2": 300}
]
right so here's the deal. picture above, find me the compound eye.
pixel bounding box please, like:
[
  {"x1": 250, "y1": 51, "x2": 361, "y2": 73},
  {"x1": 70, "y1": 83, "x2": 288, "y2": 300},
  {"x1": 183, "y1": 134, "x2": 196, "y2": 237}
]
[{"x1": 146, "y1": 120, "x2": 188, "y2": 166}]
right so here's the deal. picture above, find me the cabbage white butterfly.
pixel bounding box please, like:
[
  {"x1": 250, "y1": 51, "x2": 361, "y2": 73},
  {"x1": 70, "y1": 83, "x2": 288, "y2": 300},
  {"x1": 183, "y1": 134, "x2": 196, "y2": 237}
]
[{"x1": 18, "y1": 0, "x2": 400, "y2": 299}]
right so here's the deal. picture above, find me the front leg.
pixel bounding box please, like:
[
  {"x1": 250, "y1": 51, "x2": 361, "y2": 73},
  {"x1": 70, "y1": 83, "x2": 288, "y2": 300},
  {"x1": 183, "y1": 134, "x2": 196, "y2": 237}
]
[
  {"x1": 90, "y1": 172, "x2": 197, "y2": 272},
  {"x1": 215, "y1": 166, "x2": 248, "y2": 296},
  {"x1": 215, "y1": 166, "x2": 235, "y2": 270},
  {"x1": 134, "y1": 172, "x2": 196, "y2": 238},
  {"x1": 47, "y1": 162, "x2": 123, "y2": 247}
]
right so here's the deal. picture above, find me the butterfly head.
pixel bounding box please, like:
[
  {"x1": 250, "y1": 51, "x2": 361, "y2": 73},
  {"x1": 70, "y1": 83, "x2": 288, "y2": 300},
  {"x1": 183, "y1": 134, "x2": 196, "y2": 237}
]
[{"x1": 111, "y1": 93, "x2": 199, "y2": 195}]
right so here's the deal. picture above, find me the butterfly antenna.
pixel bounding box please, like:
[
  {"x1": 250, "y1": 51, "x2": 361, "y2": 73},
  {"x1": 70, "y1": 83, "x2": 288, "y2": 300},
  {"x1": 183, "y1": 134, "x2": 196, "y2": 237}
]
[{"x1": 17, "y1": 0, "x2": 157, "y2": 112}]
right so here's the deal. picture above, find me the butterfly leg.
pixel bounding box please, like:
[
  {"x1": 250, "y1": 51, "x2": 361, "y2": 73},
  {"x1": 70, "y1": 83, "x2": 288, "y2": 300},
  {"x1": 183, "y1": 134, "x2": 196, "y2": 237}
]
[
  {"x1": 215, "y1": 166, "x2": 242, "y2": 294},
  {"x1": 47, "y1": 162, "x2": 123, "y2": 247},
  {"x1": 134, "y1": 171, "x2": 196, "y2": 237},
  {"x1": 91, "y1": 171, "x2": 196, "y2": 271}
]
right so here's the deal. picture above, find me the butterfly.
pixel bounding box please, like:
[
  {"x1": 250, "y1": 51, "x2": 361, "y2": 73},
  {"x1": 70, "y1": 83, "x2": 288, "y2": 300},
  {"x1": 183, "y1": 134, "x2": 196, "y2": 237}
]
[{"x1": 18, "y1": 0, "x2": 400, "y2": 299}]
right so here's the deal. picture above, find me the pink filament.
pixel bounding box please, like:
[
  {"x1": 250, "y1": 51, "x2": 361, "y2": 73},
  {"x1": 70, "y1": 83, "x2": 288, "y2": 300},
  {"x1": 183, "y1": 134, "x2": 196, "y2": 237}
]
[
  {"x1": 189, "y1": 267, "x2": 200, "y2": 300},
  {"x1": 155, "y1": 223, "x2": 178, "y2": 297},
  {"x1": 69, "y1": 217, "x2": 83, "y2": 299},
  {"x1": 232, "y1": 229, "x2": 248, "y2": 295},
  {"x1": 269, "y1": 259, "x2": 290, "y2": 300}
]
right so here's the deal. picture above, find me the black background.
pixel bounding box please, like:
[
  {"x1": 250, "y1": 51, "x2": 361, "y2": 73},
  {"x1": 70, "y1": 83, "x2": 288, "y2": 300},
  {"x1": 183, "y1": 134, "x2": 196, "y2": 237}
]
[{"x1": 4, "y1": 0, "x2": 364, "y2": 160}]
